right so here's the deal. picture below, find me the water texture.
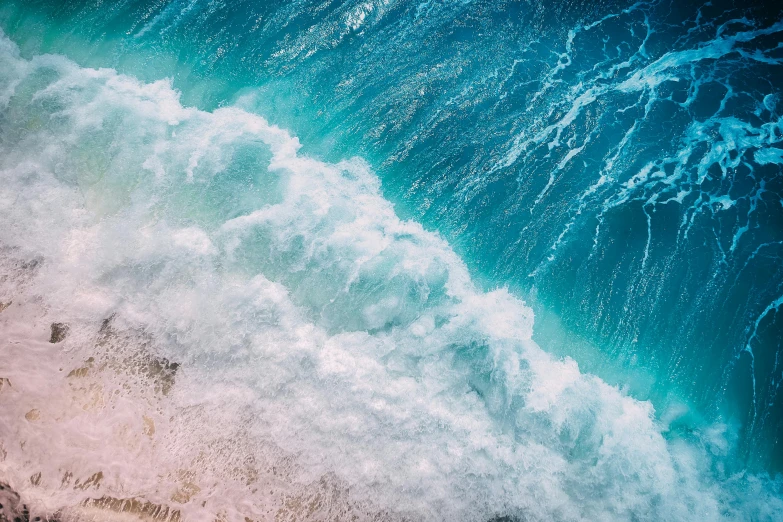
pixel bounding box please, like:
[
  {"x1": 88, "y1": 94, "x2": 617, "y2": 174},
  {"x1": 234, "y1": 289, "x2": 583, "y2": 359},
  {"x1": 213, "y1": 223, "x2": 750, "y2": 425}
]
[{"x1": 0, "y1": 0, "x2": 782, "y2": 520}]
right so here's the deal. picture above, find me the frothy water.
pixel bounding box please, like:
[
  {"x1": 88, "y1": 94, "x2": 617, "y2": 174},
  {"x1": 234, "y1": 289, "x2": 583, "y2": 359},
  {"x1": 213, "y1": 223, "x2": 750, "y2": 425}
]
[
  {"x1": 2, "y1": 0, "x2": 783, "y2": 467},
  {"x1": 0, "y1": 29, "x2": 782, "y2": 521}
]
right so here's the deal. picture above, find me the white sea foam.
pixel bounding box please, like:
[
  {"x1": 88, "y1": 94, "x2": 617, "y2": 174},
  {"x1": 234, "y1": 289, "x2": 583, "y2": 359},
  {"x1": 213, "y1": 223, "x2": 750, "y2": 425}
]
[{"x1": 0, "y1": 32, "x2": 781, "y2": 521}]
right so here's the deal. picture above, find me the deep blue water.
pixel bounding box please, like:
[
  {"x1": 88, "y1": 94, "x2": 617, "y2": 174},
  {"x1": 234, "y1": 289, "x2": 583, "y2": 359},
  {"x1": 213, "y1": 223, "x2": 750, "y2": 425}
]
[{"x1": 1, "y1": 0, "x2": 782, "y2": 519}]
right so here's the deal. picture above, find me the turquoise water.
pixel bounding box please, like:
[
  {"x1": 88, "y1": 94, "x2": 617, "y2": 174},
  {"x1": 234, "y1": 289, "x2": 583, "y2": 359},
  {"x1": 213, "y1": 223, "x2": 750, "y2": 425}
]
[{"x1": 0, "y1": 0, "x2": 782, "y2": 519}]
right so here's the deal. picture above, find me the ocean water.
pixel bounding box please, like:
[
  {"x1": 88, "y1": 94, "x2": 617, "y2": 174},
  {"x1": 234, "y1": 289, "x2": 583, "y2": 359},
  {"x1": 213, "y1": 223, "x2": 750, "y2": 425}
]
[{"x1": 0, "y1": 0, "x2": 782, "y2": 520}]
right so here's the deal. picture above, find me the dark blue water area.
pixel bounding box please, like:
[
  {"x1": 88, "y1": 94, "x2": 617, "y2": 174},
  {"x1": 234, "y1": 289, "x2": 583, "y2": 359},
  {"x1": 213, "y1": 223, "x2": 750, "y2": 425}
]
[{"x1": 1, "y1": 0, "x2": 782, "y2": 474}]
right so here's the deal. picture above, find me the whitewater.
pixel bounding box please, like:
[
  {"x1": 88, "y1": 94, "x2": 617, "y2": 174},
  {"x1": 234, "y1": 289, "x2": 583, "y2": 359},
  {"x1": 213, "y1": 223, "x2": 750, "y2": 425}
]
[
  {"x1": 2, "y1": 0, "x2": 783, "y2": 519},
  {"x1": 0, "y1": 25, "x2": 781, "y2": 521}
]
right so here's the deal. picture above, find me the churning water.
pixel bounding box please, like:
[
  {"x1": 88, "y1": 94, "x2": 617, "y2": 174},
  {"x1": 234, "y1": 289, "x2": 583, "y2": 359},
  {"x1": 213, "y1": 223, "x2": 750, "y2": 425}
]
[{"x1": 0, "y1": 0, "x2": 782, "y2": 520}]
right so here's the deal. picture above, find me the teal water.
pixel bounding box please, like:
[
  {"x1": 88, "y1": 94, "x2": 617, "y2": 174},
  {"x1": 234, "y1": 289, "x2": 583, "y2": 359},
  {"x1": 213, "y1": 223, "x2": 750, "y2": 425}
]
[{"x1": 0, "y1": 0, "x2": 782, "y2": 519}]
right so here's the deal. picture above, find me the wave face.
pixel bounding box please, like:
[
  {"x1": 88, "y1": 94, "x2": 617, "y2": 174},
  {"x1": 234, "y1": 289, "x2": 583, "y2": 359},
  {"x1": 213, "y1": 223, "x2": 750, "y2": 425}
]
[
  {"x1": 0, "y1": 0, "x2": 781, "y2": 520},
  {"x1": 3, "y1": 0, "x2": 782, "y2": 472}
]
